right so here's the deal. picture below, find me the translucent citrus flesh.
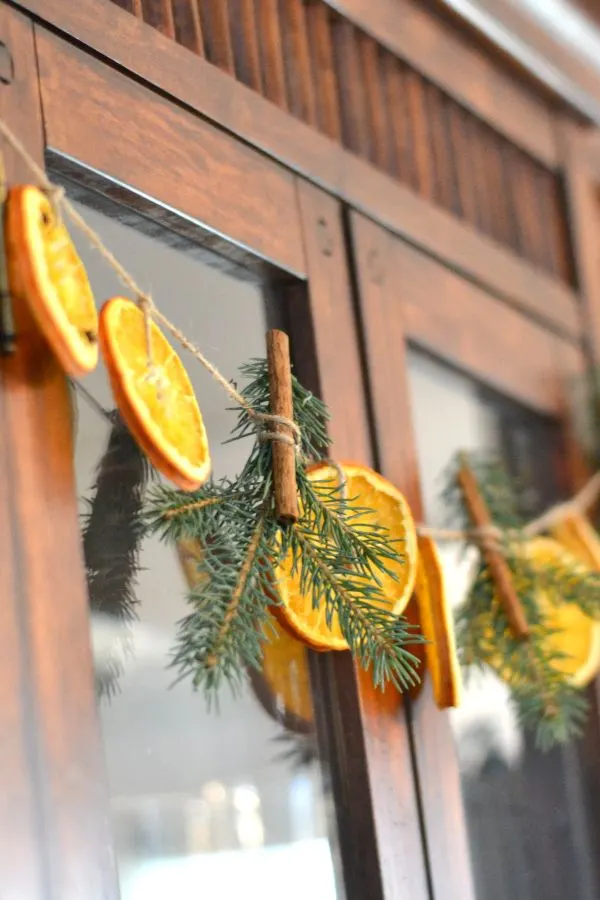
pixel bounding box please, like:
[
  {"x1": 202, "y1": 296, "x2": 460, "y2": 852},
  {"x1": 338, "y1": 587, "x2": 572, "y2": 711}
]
[
  {"x1": 260, "y1": 617, "x2": 312, "y2": 724},
  {"x1": 100, "y1": 298, "x2": 210, "y2": 489},
  {"x1": 41, "y1": 205, "x2": 97, "y2": 334},
  {"x1": 7, "y1": 186, "x2": 98, "y2": 375},
  {"x1": 415, "y1": 535, "x2": 461, "y2": 708},
  {"x1": 276, "y1": 463, "x2": 418, "y2": 650}
]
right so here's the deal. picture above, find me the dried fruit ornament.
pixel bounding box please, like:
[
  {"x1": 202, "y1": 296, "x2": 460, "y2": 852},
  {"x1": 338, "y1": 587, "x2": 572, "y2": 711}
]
[{"x1": 5, "y1": 185, "x2": 98, "y2": 375}]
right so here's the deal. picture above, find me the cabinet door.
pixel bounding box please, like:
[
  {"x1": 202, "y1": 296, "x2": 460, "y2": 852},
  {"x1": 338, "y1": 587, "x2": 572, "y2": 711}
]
[
  {"x1": 0, "y1": 14, "x2": 430, "y2": 899},
  {"x1": 350, "y1": 210, "x2": 600, "y2": 900}
]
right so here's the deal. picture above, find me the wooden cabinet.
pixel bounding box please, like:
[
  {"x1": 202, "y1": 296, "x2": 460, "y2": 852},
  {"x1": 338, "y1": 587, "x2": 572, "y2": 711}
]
[{"x1": 1, "y1": 1, "x2": 600, "y2": 898}]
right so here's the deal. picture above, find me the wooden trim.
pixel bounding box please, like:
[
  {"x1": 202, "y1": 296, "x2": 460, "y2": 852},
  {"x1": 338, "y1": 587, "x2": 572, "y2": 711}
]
[
  {"x1": 291, "y1": 180, "x2": 430, "y2": 900},
  {"x1": 0, "y1": 12, "x2": 49, "y2": 893},
  {"x1": 13, "y1": 1, "x2": 579, "y2": 340},
  {"x1": 392, "y1": 233, "x2": 578, "y2": 416},
  {"x1": 561, "y1": 122, "x2": 600, "y2": 365},
  {"x1": 34, "y1": 27, "x2": 306, "y2": 278},
  {"x1": 320, "y1": 0, "x2": 559, "y2": 167},
  {"x1": 0, "y1": 7, "x2": 119, "y2": 898},
  {"x1": 349, "y1": 210, "x2": 476, "y2": 900},
  {"x1": 433, "y1": 0, "x2": 600, "y2": 126}
]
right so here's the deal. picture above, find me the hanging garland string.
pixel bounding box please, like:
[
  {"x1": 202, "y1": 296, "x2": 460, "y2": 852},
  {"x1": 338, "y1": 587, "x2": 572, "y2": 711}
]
[{"x1": 4, "y1": 116, "x2": 600, "y2": 751}]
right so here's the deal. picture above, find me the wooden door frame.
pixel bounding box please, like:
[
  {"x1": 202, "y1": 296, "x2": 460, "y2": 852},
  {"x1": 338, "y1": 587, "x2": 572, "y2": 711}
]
[
  {"x1": 348, "y1": 208, "x2": 590, "y2": 900},
  {"x1": 0, "y1": 11, "x2": 433, "y2": 899},
  {"x1": 2, "y1": 4, "x2": 599, "y2": 900}
]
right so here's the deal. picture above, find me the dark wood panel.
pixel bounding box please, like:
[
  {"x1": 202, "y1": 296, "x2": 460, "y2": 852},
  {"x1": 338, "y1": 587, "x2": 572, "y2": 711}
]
[
  {"x1": 255, "y1": 0, "x2": 288, "y2": 109},
  {"x1": 562, "y1": 123, "x2": 600, "y2": 364},
  {"x1": 349, "y1": 211, "x2": 475, "y2": 900},
  {"x1": 15, "y1": 1, "x2": 578, "y2": 334},
  {"x1": 35, "y1": 27, "x2": 306, "y2": 277},
  {"x1": 229, "y1": 0, "x2": 262, "y2": 90},
  {"x1": 140, "y1": 0, "x2": 174, "y2": 37},
  {"x1": 433, "y1": 0, "x2": 600, "y2": 125},
  {"x1": 0, "y1": 9, "x2": 119, "y2": 899},
  {"x1": 305, "y1": 1, "x2": 341, "y2": 140},
  {"x1": 331, "y1": 18, "x2": 372, "y2": 160},
  {"x1": 278, "y1": 0, "x2": 317, "y2": 126},
  {"x1": 320, "y1": 0, "x2": 559, "y2": 167},
  {"x1": 199, "y1": 0, "x2": 234, "y2": 73},
  {"x1": 171, "y1": 0, "x2": 203, "y2": 54},
  {"x1": 0, "y1": 10, "x2": 48, "y2": 895},
  {"x1": 391, "y1": 232, "x2": 577, "y2": 416},
  {"x1": 294, "y1": 179, "x2": 430, "y2": 900}
]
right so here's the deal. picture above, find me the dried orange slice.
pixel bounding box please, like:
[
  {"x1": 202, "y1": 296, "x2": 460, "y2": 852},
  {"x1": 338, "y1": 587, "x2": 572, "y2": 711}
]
[
  {"x1": 486, "y1": 538, "x2": 600, "y2": 689},
  {"x1": 99, "y1": 297, "x2": 210, "y2": 491},
  {"x1": 551, "y1": 513, "x2": 600, "y2": 571},
  {"x1": 5, "y1": 185, "x2": 98, "y2": 375},
  {"x1": 522, "y1": 538, "x2": 600, "y2": 688},
  {"x1": 249, "y1": 615, "x2": 313, "y2": 734},
  {"x1": 414, "y1": 535, "x2": 461, "y2": 708},
  {"x1": 274, "y1": 461, "x2": 418, "y2": 651}
]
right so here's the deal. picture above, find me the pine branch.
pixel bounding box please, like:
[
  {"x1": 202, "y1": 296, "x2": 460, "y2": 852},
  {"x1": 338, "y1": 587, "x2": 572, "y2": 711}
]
[
  {"x1": 146, "y1": 358, "x2": 423, "y2": 700},
  {"x1": 451, "y1": 453, "x2": 600, "y2": 749}
]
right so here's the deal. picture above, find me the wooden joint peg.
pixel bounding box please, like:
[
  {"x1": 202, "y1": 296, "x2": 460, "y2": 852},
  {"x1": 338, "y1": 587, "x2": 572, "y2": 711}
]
[
  {"x1": 266, "y1": 329, "x2": 298, "y2": 526},
  {"x1": 457, "y1": 454, "x2": 529, "y2": 640}
]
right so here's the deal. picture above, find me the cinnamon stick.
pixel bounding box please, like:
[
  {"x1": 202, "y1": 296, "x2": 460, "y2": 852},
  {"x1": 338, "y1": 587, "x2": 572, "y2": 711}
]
[
  {"x1": 266, "y1": 329, "x2": 298, "y2": 525},
  {"x1": 457, "y1": 455, "x2": 529, "y2": 640}
]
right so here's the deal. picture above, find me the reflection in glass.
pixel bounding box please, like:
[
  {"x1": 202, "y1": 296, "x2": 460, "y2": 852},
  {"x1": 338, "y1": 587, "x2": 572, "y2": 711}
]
[
  {"x1": 408, "y1": 348, "x2": 600, "y2": 900},
  {"x1": 71, "y1": 201, "x2": 343, "y2": 900}
]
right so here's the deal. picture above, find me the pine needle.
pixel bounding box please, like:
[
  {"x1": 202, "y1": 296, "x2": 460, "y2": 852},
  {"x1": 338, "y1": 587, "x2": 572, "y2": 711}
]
[
  {"x1": 145, "y1": 359, "x2": 423, "y2": 700},
  {"x1": 451, "y1": 453, "x2": 600, "y2": 749}
]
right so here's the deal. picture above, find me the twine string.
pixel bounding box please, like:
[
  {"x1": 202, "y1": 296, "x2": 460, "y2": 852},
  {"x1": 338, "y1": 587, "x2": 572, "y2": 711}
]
[
  {"x1": 2, "y1": 115, "x2": 600, "y2": 538},
  {"x1": 0, "y1": 116, "x2": 300, "y2": 443}
]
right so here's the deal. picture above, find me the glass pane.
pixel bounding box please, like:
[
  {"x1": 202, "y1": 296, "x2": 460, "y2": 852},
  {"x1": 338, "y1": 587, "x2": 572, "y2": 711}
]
[
  {"x1": 71, "y1": 201, "x2": 343, "y2": 900},
  {"x1": 408, "y1": 348, "x2": 600, "y2": 900}
]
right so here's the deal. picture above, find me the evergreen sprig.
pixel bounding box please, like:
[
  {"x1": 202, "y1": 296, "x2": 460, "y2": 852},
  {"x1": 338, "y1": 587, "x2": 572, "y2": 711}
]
[
  {"x1": 451, "y1": 454, "x2": 600, "y2": 750},
  {"x1": 145, "y1": 360, "x2": 422, "y2": 699}
]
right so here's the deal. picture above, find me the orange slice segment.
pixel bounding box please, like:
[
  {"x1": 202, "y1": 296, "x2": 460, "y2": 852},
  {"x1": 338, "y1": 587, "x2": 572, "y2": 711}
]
[
  {"x1": 99, "y1": 297, "x2": 210, "y2": 491},
  {"x1": 414, "y1": 534, "x2": 461, "y2": 708},
  {"x1": 488, "y1": 538, "x2": 600, "y2": 689},
  {"x1": 5, "y1": 185, "x2": 98, "y2": 376},
  {"x1": 275, "y1": 461, "x2": 418, "y2": 651},
  {"x1": 250, "y1": 615, "x2": 313, "y2": 734}
]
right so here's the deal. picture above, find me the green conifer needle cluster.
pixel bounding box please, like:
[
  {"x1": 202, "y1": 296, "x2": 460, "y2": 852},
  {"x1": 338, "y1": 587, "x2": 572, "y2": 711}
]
[
  {"x1": 449, "y1": 455, "x2": 600, "y2": 750},
  {"x1": 145, "y1": 360, "x2": 423, "y2": 700}
]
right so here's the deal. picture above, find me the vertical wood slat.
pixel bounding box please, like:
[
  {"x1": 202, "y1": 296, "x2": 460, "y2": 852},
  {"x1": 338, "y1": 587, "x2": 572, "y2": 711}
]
[
  {"x1": 447, "y1": 104, "x2": 478, "y2": 225},
  {"x1": 467, "y1": 115, "x2": 495, "y2": 239},
  {"x1": 331, "y1": 18, "x2": 371, "y2": 160},
  {"x1": 110, "y1": 0, "x2": 143, "y2": 13},
  {"x1": 2, "y1": 12, "x2": 120, "y2": 900},
  {"x1": 295, "y1": 179, "x2": 430, "y2": 900},
  {"x1": 509, "y1": 146, "x2": 548, "y2": 270},
  {"x1": 349, "y1": 210, "x2": 477, "y2": 900},
  {"x1": 278, "y1": 0, "x2": 317, "y2": 126},
  {"x1": 140, "y1": 0, "x2": 175, "y2": 37},
  {"x1": 199, "y1": 0, "x2": 234, "y2": 74},
  {"x1": 171, "y1": 0, "x2": 204, "y2": 54},
  {"x1": 540, "y1": 169, "x2": 574, "y2": 283},
  {"x1": 255, "y1": 0, "x2": 288, "y2": 109},
  {"x1": 382, "y1": 54, "x2": 418, "y2": 191},
  {"x1": 425, "y1": 82, "x2": 457, "y2": 215},
  {"x1": 305, "y1": 2, "x2": 341, "y2": 141},
  {"x1": 360, "y1": 34, "x2": 394, "y2": 173},
  {"x1": 485, "y1": 130, "x2": 514, "y2": 249},
  {"x1": 228, "y1": 0, "x2": 262, "y2": 91},
  {"x1": 0, "y1": 9, "x2": 49, "y2": 897},
  {"x1": 405, "y1": 68, "x2": 435, "y2": 202}
]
